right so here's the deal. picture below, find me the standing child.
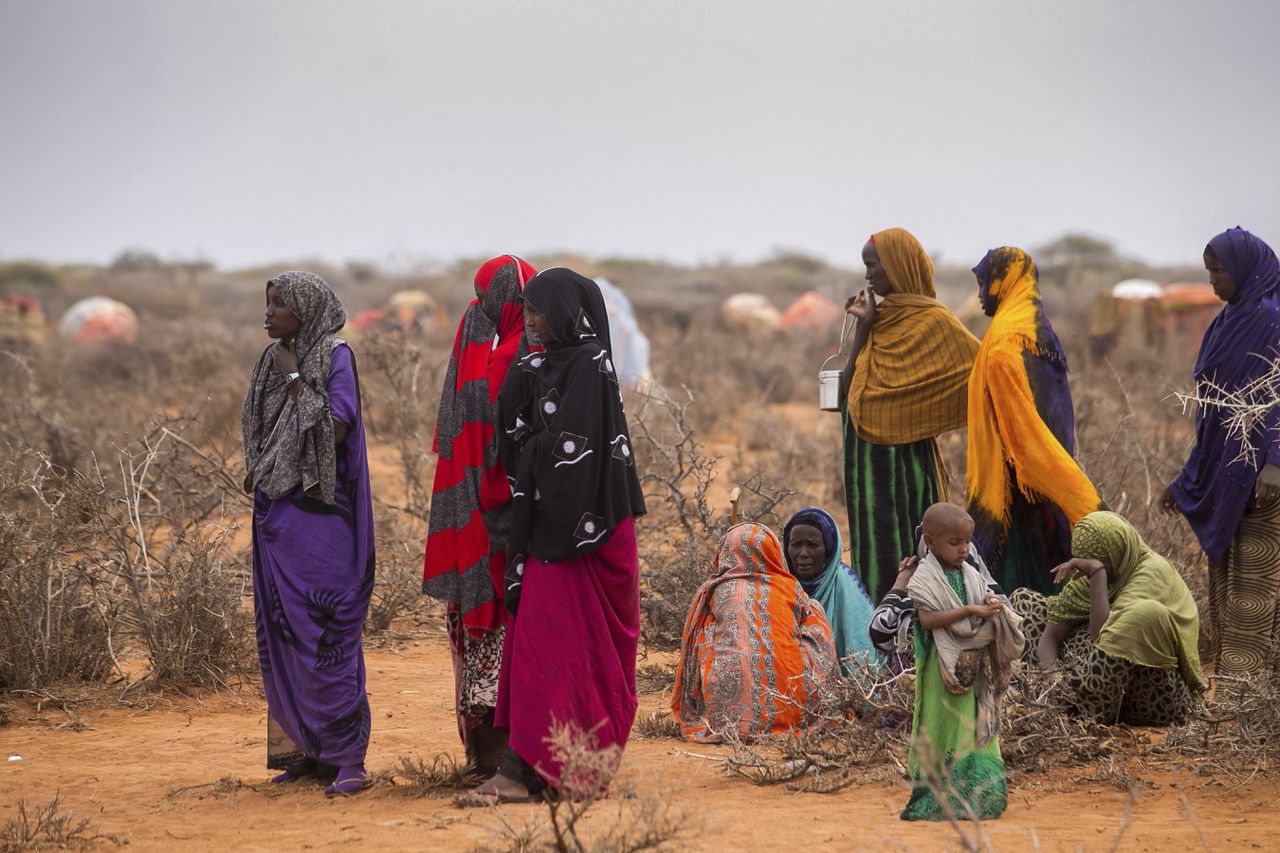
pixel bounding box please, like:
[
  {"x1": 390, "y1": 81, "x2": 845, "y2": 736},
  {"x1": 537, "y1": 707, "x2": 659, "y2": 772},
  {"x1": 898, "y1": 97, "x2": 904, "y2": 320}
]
[{"x1": 902, "y1": 503, "x2": 1024, "y2": 821}]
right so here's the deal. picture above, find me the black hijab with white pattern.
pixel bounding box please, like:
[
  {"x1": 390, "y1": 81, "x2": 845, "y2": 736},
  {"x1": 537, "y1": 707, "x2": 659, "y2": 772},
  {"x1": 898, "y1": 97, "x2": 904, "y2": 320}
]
[{"x1": 496, "y1": 268, "x2": 646, "y2": 589}]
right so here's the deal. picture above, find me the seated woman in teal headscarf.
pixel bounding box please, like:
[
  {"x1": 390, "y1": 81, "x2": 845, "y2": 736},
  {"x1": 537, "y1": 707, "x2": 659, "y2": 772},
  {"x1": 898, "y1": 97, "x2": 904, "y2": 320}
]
[{"x1": 782, "y1": 507, "x2": 876, "y2": 675}]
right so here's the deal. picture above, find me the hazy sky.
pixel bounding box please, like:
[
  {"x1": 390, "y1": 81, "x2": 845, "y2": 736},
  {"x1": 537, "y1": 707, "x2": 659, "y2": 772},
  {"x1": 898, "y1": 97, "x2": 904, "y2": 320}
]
[{"x1": 3, "y1": 0, "x2": 1278, "y2": 271}]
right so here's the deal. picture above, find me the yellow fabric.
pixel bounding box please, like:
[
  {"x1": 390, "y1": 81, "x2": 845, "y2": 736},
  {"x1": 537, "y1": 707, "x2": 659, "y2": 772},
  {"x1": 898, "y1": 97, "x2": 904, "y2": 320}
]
[
  {"x1": 846, "y1": 229, "x2": 981, "y2": 444},
  {"x1": 874, "y1": 227, "x2": 936, "y2": 297},
  {"x1": 966, "y1": 248, "x2": 1100, "y2": 532}
]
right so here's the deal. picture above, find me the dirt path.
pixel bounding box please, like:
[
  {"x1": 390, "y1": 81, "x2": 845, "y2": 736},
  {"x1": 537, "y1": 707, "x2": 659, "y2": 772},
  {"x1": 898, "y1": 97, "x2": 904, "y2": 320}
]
[{"x1": 2, "y1": 635, "x2": 1276, "y2": 852}]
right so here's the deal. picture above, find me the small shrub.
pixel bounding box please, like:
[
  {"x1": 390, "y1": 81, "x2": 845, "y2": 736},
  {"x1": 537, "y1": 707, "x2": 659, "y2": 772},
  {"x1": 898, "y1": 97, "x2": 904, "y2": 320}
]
[
  {"x1": 121, "y1": 524, "x2": 254, "y2": 690},
  {"x1": 368, "y1": 515, "x2": 434, "y2": 636},
  {"x1": 489, "y1": 721, "x2": 693, "y2": 853},
  {"x1": 0, "y1": 458, "x2": 116, "y2": 692},
  {"x1": 390, "y1": 753, "x2": 480, "y2": 794},
  {"x1": 632, "y1": 712, "x2": 681, "y2": 740},
  {"x1": 0, "y1": 794, "x2": 91, "y2": 851}
]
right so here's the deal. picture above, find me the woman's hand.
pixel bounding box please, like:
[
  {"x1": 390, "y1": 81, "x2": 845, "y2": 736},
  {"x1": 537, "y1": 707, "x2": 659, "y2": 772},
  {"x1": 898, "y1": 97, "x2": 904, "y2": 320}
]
[
  {"x1": 1256, "y1": 464, "x2": 1280, "y2": 506},
  {"x1": 893, "y1": 555, "x2": 919, "y2": 590},
  {"x1": 272, "y1": 337, "x2": 300, "y2": 379},
  {"x1": 1156, "y1": 484, "x2": 1178, "y2": 516},
  {"x1": 1051, "y1": 557, "x2": 1104, "y2": 586},
  {"x1": 844, "y1": 288, "x2": 876, "y2": 323}
]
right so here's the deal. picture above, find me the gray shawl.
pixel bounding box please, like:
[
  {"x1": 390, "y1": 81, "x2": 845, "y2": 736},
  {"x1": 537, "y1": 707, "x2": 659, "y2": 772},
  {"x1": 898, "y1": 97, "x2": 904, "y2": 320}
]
[{"x1": 241, "y1": 271, "x2": 347, "y2": 504}]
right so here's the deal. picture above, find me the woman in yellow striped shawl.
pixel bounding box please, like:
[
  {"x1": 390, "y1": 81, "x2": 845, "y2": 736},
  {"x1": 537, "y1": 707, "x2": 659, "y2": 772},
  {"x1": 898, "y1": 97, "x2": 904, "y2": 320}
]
[
  {"x1": 965, "y1": 247, "x2": 1103, "y2": 594},
  {"x1": 841, "y1": 228, "x2": 980, "y2": 601}
]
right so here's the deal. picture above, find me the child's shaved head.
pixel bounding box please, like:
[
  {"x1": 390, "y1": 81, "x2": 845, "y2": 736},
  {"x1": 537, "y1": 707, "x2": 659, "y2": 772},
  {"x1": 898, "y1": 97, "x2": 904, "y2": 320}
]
[
  {"x1": 921, "y1": 502, "x2": 974, "y2": 538},
  {"x1": 921, "y1": 502, "x2": 975, "y2": 570}
]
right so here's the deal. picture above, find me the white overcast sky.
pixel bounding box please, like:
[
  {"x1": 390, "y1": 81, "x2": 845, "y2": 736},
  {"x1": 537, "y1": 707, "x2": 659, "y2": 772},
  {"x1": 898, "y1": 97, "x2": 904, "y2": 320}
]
[{"x1": 2, "y1": 0, "x2": 1277, "y2": 270}]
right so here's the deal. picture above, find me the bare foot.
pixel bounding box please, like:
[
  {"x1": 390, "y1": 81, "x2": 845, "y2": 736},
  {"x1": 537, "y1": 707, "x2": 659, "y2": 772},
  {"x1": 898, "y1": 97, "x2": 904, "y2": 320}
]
[{"x1": 456, "y1": 772, "x2": 532, "y2": 806}]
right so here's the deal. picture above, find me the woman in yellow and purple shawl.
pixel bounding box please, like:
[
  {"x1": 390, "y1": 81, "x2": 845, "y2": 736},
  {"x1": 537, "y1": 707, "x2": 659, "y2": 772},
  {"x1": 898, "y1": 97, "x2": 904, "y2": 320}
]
[
  {"x1": 966, "y1": 247, "x2": 1103, "y2": 594},
  {"x1": 841, "y1": 228, "x2": 980, "y2": 601}
]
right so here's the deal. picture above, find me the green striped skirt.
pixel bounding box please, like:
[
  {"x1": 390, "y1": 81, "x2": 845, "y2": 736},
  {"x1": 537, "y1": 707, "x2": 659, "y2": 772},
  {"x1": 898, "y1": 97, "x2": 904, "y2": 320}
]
[{"x1": 842, "y1": 415, "x2": 944, "y2": 602}]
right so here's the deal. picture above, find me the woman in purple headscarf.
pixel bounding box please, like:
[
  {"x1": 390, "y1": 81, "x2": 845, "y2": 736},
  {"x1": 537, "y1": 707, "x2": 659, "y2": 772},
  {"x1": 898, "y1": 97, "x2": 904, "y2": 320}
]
[
  {"x1": 242, "y1": 271, "x2": 375, "y2": 796},
  {"x1": 1160, "y1": 228, "x2": 1280, "y2": 678}
]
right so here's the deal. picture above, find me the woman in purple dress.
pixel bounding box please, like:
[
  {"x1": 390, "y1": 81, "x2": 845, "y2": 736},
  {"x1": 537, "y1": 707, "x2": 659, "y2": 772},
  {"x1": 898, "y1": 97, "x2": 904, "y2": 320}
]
[
  {"x1": 1161, "y1": 228, "x2": 1280, "y2": 679},
  {"x1": 242, "y1": 271, "x2": 375, "y2": 797}
]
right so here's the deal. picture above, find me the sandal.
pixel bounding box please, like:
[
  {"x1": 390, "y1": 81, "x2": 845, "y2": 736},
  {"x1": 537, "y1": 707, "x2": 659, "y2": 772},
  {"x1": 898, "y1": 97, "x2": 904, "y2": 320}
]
[
  {"x1": 324, "y1": 766, "x2": 369, "y2": 797},
  {"x1": 271, "y1": 757, "x2": 318, "y2": 784}
]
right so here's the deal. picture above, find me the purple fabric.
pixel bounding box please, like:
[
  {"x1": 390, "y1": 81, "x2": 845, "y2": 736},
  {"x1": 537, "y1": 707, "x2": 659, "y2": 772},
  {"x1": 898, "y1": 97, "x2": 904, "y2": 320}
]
[
  {"x1": 1172, "y1": 228, "x2": 1280, "y2": 562},
  {"x1": 495, "y1": 516, "x2": 639, "y2": 793},
  {"x1": 253, "y1": 343, "x2": 375, "y2": 769}
]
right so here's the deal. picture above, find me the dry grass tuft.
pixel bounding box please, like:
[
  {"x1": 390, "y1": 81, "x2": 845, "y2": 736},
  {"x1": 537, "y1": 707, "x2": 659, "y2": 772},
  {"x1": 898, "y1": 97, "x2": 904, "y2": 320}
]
[
  {"x1": 0, "y1": 794, "x2": 92, "y2": 852},
  {"x1": 388, "y1": 753, "x2": 482, "y2": 794},
  {"x1": 165, "y1": 776, "x2": 247, "y2": 800},
  {"x1": 720, "y1": 658, "x2": 913, "y2": 793},
  {"x1": 486, "y1": 721, "x2": 694, "y2": 853},
  {"x1": 632, "y1": 712, "x2": 681, "y2": 741},
  {"x1": 633, "y1": 663, "x2": 675, "y2": 697}
]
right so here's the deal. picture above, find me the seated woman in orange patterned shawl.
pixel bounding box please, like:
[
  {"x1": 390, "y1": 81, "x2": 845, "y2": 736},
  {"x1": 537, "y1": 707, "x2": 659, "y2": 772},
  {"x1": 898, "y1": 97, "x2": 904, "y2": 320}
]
[{"x1": 671, "y1": 522, "x2": 839, "y2": 743}]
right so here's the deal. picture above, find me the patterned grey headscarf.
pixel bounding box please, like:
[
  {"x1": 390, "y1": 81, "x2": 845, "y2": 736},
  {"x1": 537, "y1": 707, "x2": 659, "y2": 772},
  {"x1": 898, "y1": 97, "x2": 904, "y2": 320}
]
[{"x1": 241, "y1": 271, "x2": 348, "y2": 504}]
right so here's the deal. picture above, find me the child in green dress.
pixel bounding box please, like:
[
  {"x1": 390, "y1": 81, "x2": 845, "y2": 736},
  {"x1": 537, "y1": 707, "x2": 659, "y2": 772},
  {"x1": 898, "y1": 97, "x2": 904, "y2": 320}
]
[{"x1": 902, "y1": 503, "x2": 1025, "y2": 821}]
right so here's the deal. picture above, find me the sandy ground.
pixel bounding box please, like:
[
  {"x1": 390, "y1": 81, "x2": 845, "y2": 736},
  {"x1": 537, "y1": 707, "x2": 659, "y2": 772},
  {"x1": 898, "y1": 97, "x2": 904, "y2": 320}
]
[
  {"x1": 3, "y1": 632, "x2": 1277, "y2": 852},
  {"x1": 4, "y1": 412, "x2": 1275, "y2": 851}
]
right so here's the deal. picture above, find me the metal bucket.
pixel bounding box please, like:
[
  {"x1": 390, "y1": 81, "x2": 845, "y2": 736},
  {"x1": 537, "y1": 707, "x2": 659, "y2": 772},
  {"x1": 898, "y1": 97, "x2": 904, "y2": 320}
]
[
  {"x1": 818, "y1": 313, "x2": 855, "y2": 412},
  {"x1": 818, "y1": 368, "x2": 842, "y2": 411}
]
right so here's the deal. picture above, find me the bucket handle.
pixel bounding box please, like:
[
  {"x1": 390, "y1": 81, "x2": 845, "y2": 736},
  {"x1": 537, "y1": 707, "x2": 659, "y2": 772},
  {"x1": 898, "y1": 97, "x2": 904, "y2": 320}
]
[{"x1": 820, "y1": 312, "x2": 856, "y2": 371}]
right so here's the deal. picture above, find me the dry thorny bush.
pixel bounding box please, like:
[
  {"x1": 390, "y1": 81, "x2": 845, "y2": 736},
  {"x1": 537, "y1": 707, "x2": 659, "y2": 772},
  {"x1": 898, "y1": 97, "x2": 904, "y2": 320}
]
[
  {"x1": 1160, "y1": 644, "x2": 1280, "y2": 778},
  {"x1": 0, "y1": 423, "x2": 256, "y2": 694},
  {"x1": 710, "y1": 646, "x2": 1280, "y2": 797},
  {"x1": 719, "y1": 658, "x2": 916, "y2": 793},
  {"x1": 486, "y1": 721, "x2": 695, "y2": 853},
  {"x1": 627, "y1": 380, "x2": 800, "y2": 652},
  {"x1": 0, "y1": 793, "x2": 97, "y2": 853},
  {"x1": 0, "y1": 326, "x2": 448, "y2": 699}
]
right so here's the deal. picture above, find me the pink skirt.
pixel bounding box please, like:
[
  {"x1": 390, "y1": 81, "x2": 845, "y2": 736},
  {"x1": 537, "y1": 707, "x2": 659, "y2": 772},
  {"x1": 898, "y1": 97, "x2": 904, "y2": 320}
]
[{"x1": 495, "y1": 517, "x2": 639, "y2": 790}]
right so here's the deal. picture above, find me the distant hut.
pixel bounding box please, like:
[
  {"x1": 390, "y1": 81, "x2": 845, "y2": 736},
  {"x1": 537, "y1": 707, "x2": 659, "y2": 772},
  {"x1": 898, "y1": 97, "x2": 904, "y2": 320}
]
[
  {"x1": 57, "y1": 297, "x2": 138, "y2": 345},
  {"x1": 779, "y1": 290, "x2": 841, "y2": 333},
  {"x1": 385, "y1": 290, "x2": 447, "y2": 333},
  {"x1": 1092, "y1": 279, "x2": 1221, "y2": 365},
  {"x1": 1090, "y1": 279, "x2": 1161, "y2": 362},
  {"x1": 0, "y1": 293, "x2": 51, "y2": 345},
  {"x1": 1159, "y1": 284, "x2": 1221, "y2": 358},
  {"x1": 347, "y1": 308, "x2": 385, "y2": 339},
  {"x1": 594, "y1": 277, "x2": 652, "y2": 386},
  {"x1": 721, "y1": 292, "x2": 781, "y2": 332}
]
